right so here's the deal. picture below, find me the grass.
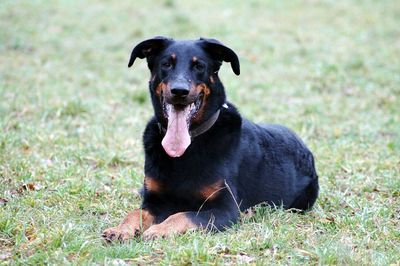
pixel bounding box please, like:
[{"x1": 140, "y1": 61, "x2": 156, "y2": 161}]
[{"x1": 1, "y1": 0, "x2": 399, "y2": 264}]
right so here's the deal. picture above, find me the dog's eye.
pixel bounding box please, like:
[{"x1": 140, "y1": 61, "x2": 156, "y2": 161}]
[
  {"x1": 161, "y1": 61, "x2": 172, "y2": 70},
  {"x1": 194, "y1": 62, "x2": 205, "y2": 72}
]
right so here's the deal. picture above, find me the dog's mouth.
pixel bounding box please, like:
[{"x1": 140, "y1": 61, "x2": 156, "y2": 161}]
[{"x1": 161, "y1": 93, "x2": 204, "y2": 158}]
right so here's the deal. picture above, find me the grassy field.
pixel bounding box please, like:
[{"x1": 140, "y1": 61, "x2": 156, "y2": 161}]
[{"x1": 1, "y1": 0, "x2": 399, "y2": 264}]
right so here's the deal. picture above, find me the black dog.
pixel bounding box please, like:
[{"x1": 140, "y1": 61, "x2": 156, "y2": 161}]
[{"x1": 102, "y1": 37, "x2": 319, "y2": 241}]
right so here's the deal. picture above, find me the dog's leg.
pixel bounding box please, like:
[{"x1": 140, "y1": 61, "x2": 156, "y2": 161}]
[
  {"x1": 102, "y1": 209, "x2": 155, "y2": 242},
  {"x1": 143, "y1": 209, "x2": 237, "y2": 239}
]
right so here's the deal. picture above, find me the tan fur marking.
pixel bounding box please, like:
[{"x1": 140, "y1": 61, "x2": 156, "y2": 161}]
[
  {"x1": 192, "y1": 56, "x2": 198, "y2": 62},
  {"x1": 121, "y1": 209, "x2": 154, "y2": 231},
  {"x1": 102, "y1": 209, "x2": 155, "y2": 241},
  {"x1": 156, "y1": 82, "x2": 168, "y2": 96},
  {"x1": 195, "y1": 83, "x2": 210, "y2": 95},
  {"x1": 199, "y1": 179, "x2": 225, "y2": 200},
  {"x1": 143, "y1": 212, "x2": 197, "y2": 239},
  {"x1": 192, "y1": 83, "x2": 211, "y2": 123},
  {"x1": 144, "y1": 176, "x2": 163, "y2": 193},
  {"x1": 171, "y1": 53, "x2": 176, "y2": 60}
]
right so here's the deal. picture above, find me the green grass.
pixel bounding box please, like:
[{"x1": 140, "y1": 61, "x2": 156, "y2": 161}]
[{"x1": 1, "y1": 0, "x2": 399, "y2": 264}]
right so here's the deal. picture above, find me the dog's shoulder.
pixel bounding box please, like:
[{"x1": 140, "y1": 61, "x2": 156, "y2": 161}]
[{"x1": 212, "y1": 102, "x2": 242, "y2": 135}]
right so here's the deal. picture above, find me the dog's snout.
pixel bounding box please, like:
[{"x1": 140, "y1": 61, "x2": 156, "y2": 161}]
[{"x1": 171, "y1": 87, "x2": 190, "y2": 97}]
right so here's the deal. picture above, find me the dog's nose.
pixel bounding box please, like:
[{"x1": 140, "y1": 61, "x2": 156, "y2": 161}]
[{"x1": 171, "y1": 87, "x2": 190, "y2": 97}]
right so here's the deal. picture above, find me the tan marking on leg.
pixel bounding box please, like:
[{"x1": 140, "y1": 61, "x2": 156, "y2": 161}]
[
  {"x1": 143, "y1": 212, "x2": 197, "y2": 239},
  {"x1": 199, "y1": 179, "x2": 225, "y2": 201},
  {"x1": 102, "y1": 209, "x2": 155, "y2": 242},
  {"x1": 144, "y1": 176, "x2": 163, "y2": 193}
]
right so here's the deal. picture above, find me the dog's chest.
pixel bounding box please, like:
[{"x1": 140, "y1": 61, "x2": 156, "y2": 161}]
[{"x1": 144, "y1": 176, "x2": 224, "y2": 203}]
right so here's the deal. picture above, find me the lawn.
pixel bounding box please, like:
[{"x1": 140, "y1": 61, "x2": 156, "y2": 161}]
[{"x1": 1, "y1": 0, "x2": 399, "y2": 264}]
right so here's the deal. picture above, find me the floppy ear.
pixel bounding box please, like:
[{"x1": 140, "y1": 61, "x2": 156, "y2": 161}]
[
  {"x1": 128, "y1": 36, "x2": 173, "y2": 68},
  {"x1": 198, "y1": 37, "x2": 240, "y2": 75}
]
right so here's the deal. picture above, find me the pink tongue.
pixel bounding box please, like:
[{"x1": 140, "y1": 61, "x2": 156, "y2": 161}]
[{"x1": 161, "y1": 105, "x2": 191, "y2": 157}]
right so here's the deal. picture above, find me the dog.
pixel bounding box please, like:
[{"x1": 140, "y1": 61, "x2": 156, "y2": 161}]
[{"x1": 102, "y1": 37, "x2": 319, "y2": 241}]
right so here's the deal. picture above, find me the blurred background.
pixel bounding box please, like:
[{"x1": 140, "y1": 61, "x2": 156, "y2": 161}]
[{"x1": 0, "y1": 0, "x2": 399, "y2": 264}]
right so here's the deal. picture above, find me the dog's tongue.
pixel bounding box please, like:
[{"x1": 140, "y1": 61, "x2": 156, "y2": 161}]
[{"x1": 162, "y1": 105, "x2": 191, "y2": 157}]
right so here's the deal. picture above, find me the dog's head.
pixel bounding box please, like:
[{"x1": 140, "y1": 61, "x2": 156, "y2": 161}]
[{"x1": 128, "y1": 37, "x2": 240, "y2": 157}]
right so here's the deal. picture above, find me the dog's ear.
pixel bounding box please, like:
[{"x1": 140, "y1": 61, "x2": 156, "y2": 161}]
[
  {"x1": 128, "y1": 36, "x2": 173, "y2": 68},
  {"x1": 198, "y1": 38, "x2": 240, "y2": 75}
]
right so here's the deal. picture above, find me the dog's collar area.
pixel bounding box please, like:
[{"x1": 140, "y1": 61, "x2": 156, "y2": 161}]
[
  {"x1": 158, "y1": 104, "x2": 227, "y2": 139},
  {"x1": 189, "y1": 109, "x2": 220, "y2": 138}
]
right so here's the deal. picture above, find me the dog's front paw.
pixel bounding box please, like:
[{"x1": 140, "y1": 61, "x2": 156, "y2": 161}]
[
  {"x1": 102, "y1": 226, "x2": 138, "y2": 242},
  {"x1": 143, "y1": 212, "x2": 198, "y2": 240},
  {"x1": 143, "y1": 224, "x2": 170, "y2": 240}
]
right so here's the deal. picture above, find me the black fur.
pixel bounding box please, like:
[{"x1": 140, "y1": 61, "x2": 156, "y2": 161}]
[{"x1": 131, "y1": 37, "x2": 318, "y2": 231}]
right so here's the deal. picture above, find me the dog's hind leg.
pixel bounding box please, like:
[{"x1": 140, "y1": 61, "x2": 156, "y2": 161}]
[{"x1": 288, "y1": 178, "x2": 319, "y2": 211}]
